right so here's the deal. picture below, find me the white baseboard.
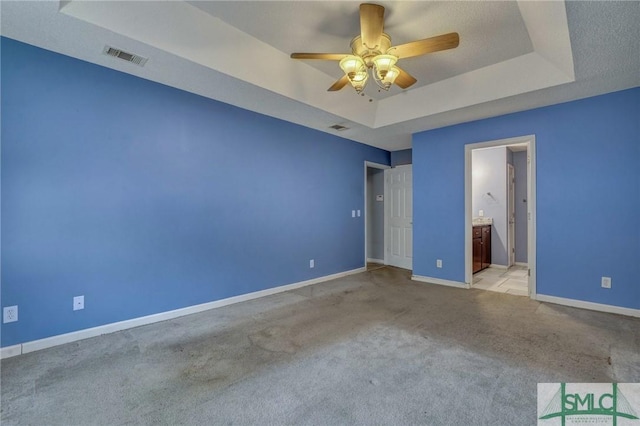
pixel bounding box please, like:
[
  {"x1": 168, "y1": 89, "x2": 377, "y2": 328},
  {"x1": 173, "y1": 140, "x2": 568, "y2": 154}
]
[
  {"x1": 0, "y1": 344, "x2": 22, "y2": 359},
  {"x1": 515, "y1": 262, "x2": 529, "y2": 267},
  {"x1": 536, "y1": 294, "x2": 640, "y2": 318},
  {"x1": 366, "y1": 258, "x2": 384, "y2": 264},
  {"x1": 411, "y1": 274, "x2": 470, "y2": 289},
  {"x1": 2, "y1": 267, "x2": 366, "y2": 359},
  {"x1": 489, "y1": 264, "x2": 508, "y2": 269}
]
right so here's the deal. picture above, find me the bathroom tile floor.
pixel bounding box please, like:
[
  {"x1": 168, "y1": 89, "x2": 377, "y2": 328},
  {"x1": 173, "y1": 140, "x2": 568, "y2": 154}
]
[{"x1": 472, "y1": 265, "x2": 529, "y2": 296}]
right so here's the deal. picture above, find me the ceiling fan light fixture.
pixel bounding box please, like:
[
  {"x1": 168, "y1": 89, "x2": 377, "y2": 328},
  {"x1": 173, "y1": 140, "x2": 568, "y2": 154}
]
[
  {"x1": 349, "y1": 71, "x2": 368, "y2": 93},
  {"x1": 372, "y1": 54, "x2": 398, "y2": 80},
  {"x1": 351, "y1": 69, "x2": 368, "y2": 83},
  {"x1": 377, "y1": 66, "x2": 400, "y2": 90},
  {"x1": 340, "y1": 55, "x2": 369, "y2": 93},
  {"x1": 340, "y1": 55, "x2": 366, "y2": 80},
  {"x1": 373, "y1": 65, "x2": 399, "y2": 91}
]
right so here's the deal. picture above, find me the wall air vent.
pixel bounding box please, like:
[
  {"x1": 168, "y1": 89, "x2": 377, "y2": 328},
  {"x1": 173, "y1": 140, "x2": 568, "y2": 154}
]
[
  {"x1": 103, "y1": 46, "x2": 148, "y2": 67},
  {"x1": 329, "y1": 124, "x2": 349, "y2": 131}
]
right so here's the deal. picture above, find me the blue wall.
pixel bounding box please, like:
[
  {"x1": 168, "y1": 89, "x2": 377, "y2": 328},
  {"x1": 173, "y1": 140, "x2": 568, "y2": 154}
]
[
  {"x1": 413, "y1": 87, "x2": 640, "y2": 310},
  {"x1": 0, "y1": 38, "x2": 389, "y2": 347},
  {"x1": 390, "y1": 149, "x2": 412, "y2": 167}
]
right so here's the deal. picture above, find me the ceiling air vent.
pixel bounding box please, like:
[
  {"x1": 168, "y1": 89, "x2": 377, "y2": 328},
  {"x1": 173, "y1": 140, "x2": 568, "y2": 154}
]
[
  {"x1": 103, "y1": 46, "x2": 148, "y2": 67},
  {"x1": 329, "y1": 124, "x2": 349, "y2": 131}
]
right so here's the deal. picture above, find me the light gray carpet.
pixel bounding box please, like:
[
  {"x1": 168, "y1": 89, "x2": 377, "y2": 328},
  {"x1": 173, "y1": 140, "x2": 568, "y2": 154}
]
[{"x1": 2, "y1": 266, "x2": 639, "y2": 425}]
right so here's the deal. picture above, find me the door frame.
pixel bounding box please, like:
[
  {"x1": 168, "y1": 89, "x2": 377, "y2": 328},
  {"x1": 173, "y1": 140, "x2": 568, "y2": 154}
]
[
  {"x1": 507, "y1": 163, "x2": 515, "y2": 267},
  {"x1": 364, "y1": 161, "x2": 390, "y2": 267},
  {"x1": 464, "y1": 135, "x2": 537, "y2": 298}
]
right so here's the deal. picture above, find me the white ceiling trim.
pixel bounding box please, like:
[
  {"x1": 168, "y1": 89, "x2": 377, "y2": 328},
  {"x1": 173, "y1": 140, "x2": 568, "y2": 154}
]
[
  {"x1": 374, "y1": 0, "x2": 576, "y2": 127},
  {"x1": 517, "y1": 0, "x2": 575, "y2": 80},
  {"x1": 60, "y1": 0, "x2": 574, "y2": 131},
  {"x1": 375, "y1": 52, "x2": 574, "y2": 128}
]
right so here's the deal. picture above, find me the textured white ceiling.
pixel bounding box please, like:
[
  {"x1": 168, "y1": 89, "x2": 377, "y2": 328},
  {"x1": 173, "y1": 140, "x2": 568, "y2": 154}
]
[{"x1": 1, "y1": 1, "x2": 638, "y2": 151}]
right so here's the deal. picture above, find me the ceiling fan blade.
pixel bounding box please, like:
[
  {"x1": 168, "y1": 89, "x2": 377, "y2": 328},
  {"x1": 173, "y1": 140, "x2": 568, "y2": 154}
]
[
  {"x1": 391, "y1": 32, "x2": 460, "y2": 59},
  {"x1": 360, "y1": 3, "x2": 385, "y2": 49},
  {"x1": 291, "y1": 53, "x2": 349, "y2": 61},
  {"x1": 328, "y1": 75, "x2": 350, "y2": 92},
  {"x1": 394, "y1": 66, "x2": 417, "y2": 89}
]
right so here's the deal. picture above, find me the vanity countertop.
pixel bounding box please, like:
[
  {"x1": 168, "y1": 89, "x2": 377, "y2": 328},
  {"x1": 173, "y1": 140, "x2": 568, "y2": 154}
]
[{"x1": 472, "y1": 217, "x2": 493, "y2": 226}]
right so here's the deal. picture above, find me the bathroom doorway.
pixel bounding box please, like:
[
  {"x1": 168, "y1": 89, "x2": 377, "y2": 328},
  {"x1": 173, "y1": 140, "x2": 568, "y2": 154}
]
[{"x1": 464, "y1": 136, "x2": 536, "y2": 298}]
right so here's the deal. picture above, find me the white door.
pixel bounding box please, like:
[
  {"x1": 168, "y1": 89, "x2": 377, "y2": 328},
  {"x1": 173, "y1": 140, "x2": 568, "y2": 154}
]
[
  {"x1": 385, "y1": 165, "x2": 412, "y2": 270},
  {"x1": 508, "y1": 163, "x2": 515, "y2": 266}
]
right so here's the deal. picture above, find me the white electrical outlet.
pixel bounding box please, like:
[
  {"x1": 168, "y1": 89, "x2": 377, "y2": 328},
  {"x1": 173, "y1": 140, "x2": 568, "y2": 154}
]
[
  {"x1": 436, "y1": 259, "x2": 443, "y2": 268},
  {"x1": 3, "y1": 306, "x2": 18, "y2": 323},
  {"x1": 601, "y1": 277, "x2": 611, "y2": 289},
  {"x1": 357, "y1": 210, "x2": 361, "y2": 217},
  {"x1": 479, "y1": 210, "x2": 484, "y2": 217},
  {"x1": 310, "y1": 259, "x2": 314, "y2": 268},
  {"x1": 351, "y1": 210, "x2": 356, "y2": 218},
  {"x1": 73, "y1": 295, "x2": 85, "y2": 310}
]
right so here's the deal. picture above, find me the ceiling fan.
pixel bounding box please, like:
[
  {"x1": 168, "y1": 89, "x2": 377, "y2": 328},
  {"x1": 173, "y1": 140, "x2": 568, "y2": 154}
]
[{"x1": 291, "y1": 3, "x2": 459, "y2": 94}]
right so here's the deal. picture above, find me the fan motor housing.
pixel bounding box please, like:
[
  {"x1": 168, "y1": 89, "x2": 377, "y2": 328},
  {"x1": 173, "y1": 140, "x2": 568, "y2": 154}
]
[{"x1": 350, "y1": 33, "x2": 392, "y2": 67}]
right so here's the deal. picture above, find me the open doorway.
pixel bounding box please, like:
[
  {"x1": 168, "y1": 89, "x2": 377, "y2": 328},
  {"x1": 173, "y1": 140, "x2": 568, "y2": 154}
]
[
  {"x1": 464, "y1": 136, "x2": 536, "y2": 298},
  {"x1": 365, "y1": 162, "x2": 389, "y2": 270}
]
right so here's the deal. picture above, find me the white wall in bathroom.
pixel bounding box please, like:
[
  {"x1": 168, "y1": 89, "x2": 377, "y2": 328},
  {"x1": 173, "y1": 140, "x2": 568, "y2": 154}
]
[{"x1": 472, "y1": 146, "x2": 508, "y2": 266}]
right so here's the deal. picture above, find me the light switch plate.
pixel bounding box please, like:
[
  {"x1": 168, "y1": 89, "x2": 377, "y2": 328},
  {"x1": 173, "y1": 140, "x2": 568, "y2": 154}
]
[
  {"x1": 436, "y1": 259, "x2": 443, "y2": 268},
  {"x1": 357, "y1": 210, "x2": 361, "y2": 217},
  {"x1": 601, "y1": 277, "x2": 611, "y2": 289},
  {"x1": 73, "y1": 295, "x2": 85, "y2": 310},
  {"x1": 352, "y1": 210, "x2": 356, "y2": 218}
]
